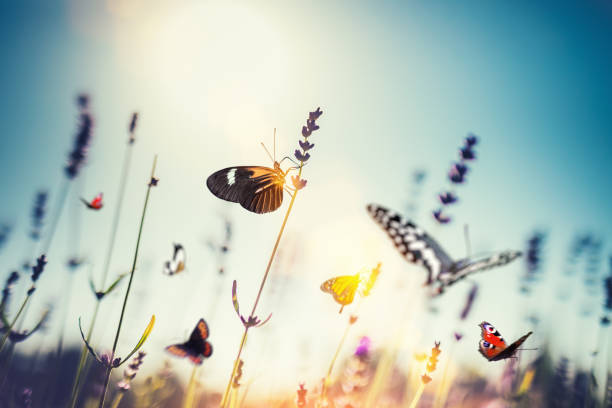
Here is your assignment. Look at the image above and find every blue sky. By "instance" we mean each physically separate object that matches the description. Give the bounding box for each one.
[0,0,611,396]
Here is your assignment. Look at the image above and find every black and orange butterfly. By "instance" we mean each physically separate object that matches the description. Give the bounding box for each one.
[320,273,362,313]
[165,319,213,365]
[478,321,532,361]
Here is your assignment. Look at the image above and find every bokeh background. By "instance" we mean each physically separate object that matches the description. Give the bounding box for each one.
[1,0,611,406]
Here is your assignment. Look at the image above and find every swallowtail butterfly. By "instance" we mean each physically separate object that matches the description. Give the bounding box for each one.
[165,318,213,365]
[206,162,288,214]
[478,321,532,361]
[367,204,521,294]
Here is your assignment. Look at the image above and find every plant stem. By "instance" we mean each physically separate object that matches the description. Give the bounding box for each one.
[68,299,101,408]
[69,135,135,408]
[183,365,198,408]
[110,392,124,408]
[407,383,425,408]
[0,294,30,354]
[220,165,303,408]
[320,320,353,403]
[41,178,71,255]
[98,156,157,408]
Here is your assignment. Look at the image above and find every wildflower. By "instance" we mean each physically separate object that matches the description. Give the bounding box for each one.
[292,175,307,190]
[438,192,458,205]
[354,336,371,357]
[448,165,466,184]
[149,177,159,187]
[20,387,33,408]
[459,145,476,160]
[426,341,441,373]
[299,140,314,151]
[65,94,94,179]
[358,263,381,297]
[30,255,47,283]
[433,209,451,224]
[296,383,308,407]
[414,352,427,362]
[232,280,272,328]
[465,133,478,147]
[117,351,146,392]
[454,332,463,341]
[1,271,19,310]
[421,374,432,384]
[459,284,478,320]
[30,191,48,240]
[349,315,358,325]
[295,150,310,162]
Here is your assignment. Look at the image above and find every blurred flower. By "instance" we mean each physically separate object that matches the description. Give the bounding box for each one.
[118,351,146,392]
[65,94,94,179]
[438,191,458,205]
[414,352,427,362]
[605,261,612,311]
[433,209,451,224]
[421,374,432,384]
[454,332,463,341]
[354,336,371,357]
[600,316,610,326]
[20,387,32,408]
[1,271,19,310]
[149,177,159,187]
[30,191,48,240]
[30,255,47,283]
[232,280,272,328]
[460,284,478,320]
[349,315,358,325]
[426,341,441,373]
[459,145,476,160]
[295,107,323,163]
[0,224,10,250]
[465,133,478,147]
[296,383,308,407]
[292,175,307,190]
[358,263,381,297]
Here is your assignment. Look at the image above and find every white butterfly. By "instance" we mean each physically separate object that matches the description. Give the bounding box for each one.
[367,204,521,294]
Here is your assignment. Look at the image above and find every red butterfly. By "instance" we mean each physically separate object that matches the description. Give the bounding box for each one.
[165,319,213,365]
[478,321,532,361]
[81,193,103,210]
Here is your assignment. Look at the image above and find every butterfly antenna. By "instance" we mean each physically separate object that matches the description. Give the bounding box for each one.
[273,128,276,162]
[260,142,274,163]
[279,156,299,166]
[464,224,472,258]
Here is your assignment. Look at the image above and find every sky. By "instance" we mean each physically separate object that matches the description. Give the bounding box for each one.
[0,0,611,398]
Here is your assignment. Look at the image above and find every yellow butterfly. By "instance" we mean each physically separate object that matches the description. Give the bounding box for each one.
[320,274,362,313]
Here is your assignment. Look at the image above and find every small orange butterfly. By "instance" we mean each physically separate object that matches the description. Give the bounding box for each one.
[320,274,361,313]
[81,193,103,210]
[165,319,213,365]
[478,322,532,361]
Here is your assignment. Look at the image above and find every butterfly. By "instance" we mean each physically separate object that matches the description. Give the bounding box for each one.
[165,318,213,365]
[478,321,532,361]
[81,193,103,210]
[320,273,362,313]
[206,161,289,214]
[163,243,186,275]
[367,204,522,295]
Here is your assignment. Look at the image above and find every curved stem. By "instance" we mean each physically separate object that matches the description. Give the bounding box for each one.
[220,165,303,408]
[98,156,157,408]
[320,321,352,403]
[183,365,199,408]
[0,295,30,354]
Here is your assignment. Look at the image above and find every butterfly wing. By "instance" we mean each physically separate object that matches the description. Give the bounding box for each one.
[206,166,285,214]
[320,275,359,306]
[479,322,507,348]
[478,339,504,361]
[439,251,522,288]
[367,204,454,284]
[492,332,533,361]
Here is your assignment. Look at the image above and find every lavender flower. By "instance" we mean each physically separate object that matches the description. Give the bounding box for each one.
[117,351,146,392]
[129,112,138,138]
[1,271,19,310]
[605,262,612,311]
[448,166,466,184]
[354,336,371,357]
[291,175,307,190]
[459,145,476,160]
[433,209,451,224]
[30,255,47,283]
[438,192,458,205]
[30,191,48,240]
[296,383,308,407]
[459,284,478,320]
[20,387,32,408]
[294,107,322,163]
[465,133,478,147]
[65,94,94,179]
[0,224,11,250]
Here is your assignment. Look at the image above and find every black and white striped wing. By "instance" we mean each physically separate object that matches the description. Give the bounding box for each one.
[439,250,522,288]
[206,166,284,214]
[366,204,454,284]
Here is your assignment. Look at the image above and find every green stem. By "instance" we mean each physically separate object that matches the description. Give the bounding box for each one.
[68,299,101,408]
[69,134,135,408]
[0,295,30,354]
[220,164,304,408]
[98,156,157,408]
[110,392,124,408]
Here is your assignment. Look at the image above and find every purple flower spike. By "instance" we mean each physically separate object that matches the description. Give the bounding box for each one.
[460,146,476,160]
[309,107,323,121]
[295,150,310,162]
[31,255,47,283]
[452,162,468,177]
[299,140,314,151]
[433,209,451,224]
[454,332,463,341]
[301,126,312,138]
[438,192,458,205]
[465,133,478,147]
[306,119,319,132]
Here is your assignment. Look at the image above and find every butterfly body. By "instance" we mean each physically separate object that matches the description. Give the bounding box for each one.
[367,204,521,294]
[81,193,103,210]
[165,319,213,365]
[207,162,287,214]
[478,321,532,361]
[163,243,186,276]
